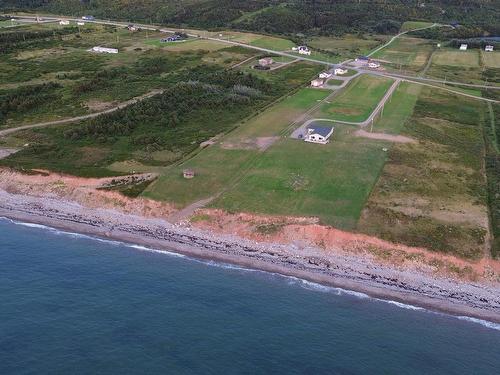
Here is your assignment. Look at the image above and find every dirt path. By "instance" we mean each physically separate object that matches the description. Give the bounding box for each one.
[0,90,163,137]
[167,196,218,223]
[354,129,416,143]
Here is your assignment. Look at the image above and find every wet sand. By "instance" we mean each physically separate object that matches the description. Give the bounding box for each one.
[1,189,499,323]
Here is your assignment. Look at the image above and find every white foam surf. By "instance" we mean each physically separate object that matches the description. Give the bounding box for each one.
[457,316,500,331]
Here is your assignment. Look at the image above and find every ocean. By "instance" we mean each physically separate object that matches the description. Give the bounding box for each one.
[1,218,499,374]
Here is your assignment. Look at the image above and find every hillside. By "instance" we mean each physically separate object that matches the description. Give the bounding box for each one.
[2,0,499,36]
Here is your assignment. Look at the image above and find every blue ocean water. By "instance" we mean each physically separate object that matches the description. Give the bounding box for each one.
[1,218,499,374]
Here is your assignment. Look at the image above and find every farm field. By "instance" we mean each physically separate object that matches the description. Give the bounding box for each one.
[144,86,329,206]
[308,34,386,58]
[314,75,394,122]
[249,35,295,51]
[371,36,434,72]
[481,51,500,68]
[358,87,491,259]
[432,49,480,67]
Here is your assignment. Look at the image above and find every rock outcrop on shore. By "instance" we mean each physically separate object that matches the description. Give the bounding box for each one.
[1,188,499,323]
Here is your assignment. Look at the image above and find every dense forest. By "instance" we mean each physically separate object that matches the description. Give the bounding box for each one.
[2,0,499,36]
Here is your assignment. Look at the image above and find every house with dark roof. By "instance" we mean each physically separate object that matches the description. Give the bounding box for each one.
[304,125,334,144]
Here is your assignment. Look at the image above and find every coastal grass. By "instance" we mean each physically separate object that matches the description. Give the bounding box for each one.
[144,86,329,205]
[358,87,490,259]
[314,75,393,122]
[213,124,390,229]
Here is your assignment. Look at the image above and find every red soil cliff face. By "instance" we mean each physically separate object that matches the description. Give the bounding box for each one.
[1,168,498,283]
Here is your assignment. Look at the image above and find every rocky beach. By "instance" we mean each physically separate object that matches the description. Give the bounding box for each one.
[1,185,499,324]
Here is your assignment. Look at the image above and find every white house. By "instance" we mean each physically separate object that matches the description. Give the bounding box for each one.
[310,78,325,87]
[91,46,118,54]
[304,125,334,144]
[319,71,333,79]
[259,57,274,66]
[77,22,85,26]
[485,45,494,52]
[368,62,381,68]
[334,68,348,75]
[459,44,468,51]
[59,20,69,25]
[296,46,311,55]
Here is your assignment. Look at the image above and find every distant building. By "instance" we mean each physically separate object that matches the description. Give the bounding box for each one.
[304,125,334,144]
[82,16,95,21]
[368,62,381,68]
[127,24,138,31]
[355,56,369,62]
[319,71,333,79]
[459,44,468,51]
[310,78,325,87]
[183,169,195,179]
[294,46,311,55]
[485,45,494,52]
[259,57,274,66]
[91,46,118,54]
[59,20,69,25]
[77,22,85,26]
[161,33,187,43]
[334,68,348,75]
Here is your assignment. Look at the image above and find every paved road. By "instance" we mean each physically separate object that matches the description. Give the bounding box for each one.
[0,90,162,137]
[5,14,499,101]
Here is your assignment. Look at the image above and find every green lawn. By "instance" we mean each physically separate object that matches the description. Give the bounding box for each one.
[432,49,480,67]
[308,34,386,58]
[144,87,331,206]
[315,75,394,122]
[214,125,390,229]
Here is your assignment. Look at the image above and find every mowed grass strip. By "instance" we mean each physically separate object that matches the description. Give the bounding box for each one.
[214,125,390,229]
[144,88,330,206]
[432,49,480,67]
[316,75,393,122]
[371,82,421,134]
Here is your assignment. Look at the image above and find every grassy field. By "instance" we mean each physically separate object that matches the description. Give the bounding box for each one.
[315,75,394,122]
[213,125,390,229]
[372,37,434,72]
[432,49,480,67]
[145,38,228,51]
[249,35,295,51]
[481,51,500,68]
[144,86,328,205]
[400,21,434,32]
[308,34,386,58]
[370,82,421,134]
[358,87,490,259]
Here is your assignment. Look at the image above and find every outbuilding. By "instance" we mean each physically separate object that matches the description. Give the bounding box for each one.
[310,78,325,87]
[91,46,118,54]
[59,20,69,25]
[334,68,348,75]
[459,44,468,51]
[485,45,494,52]
[319,71,333,79]
[183,169,195,179]
[304,125,334,144]
[259,57,274,66]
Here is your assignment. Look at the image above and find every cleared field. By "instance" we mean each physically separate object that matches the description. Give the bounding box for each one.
[400,21,434,32]
[214,124,390,229]
[308,34,385,57]
[146,38,228,51]
[249,36,295,51]
[358,87,490,259]
[481,51,500,68]
[144,87,329,206]
[315,75,394,122]
[372,37,433,71]
[432,49,480,67]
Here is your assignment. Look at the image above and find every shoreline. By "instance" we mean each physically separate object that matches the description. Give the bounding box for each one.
[1,190,499,324]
